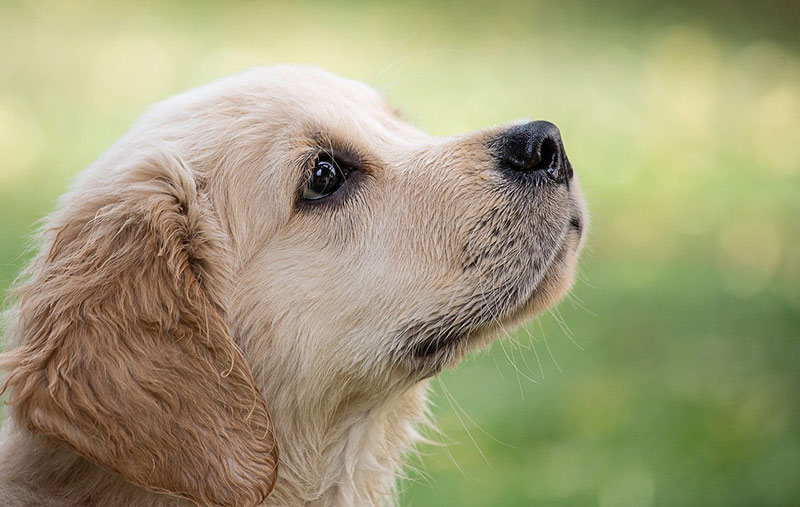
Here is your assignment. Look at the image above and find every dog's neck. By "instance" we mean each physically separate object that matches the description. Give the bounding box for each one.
[0,380,431,507]
[263,379,431,506]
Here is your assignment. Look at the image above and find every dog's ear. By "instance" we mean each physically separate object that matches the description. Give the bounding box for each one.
[1,152,277,506]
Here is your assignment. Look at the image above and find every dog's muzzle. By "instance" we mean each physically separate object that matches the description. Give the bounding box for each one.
[494,120,574,184]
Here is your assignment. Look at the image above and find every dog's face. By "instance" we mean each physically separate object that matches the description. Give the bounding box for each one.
[212,67,586,384]
[1,65,586,505]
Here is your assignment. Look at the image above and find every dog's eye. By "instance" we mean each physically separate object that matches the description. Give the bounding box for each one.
[302,154,347,201]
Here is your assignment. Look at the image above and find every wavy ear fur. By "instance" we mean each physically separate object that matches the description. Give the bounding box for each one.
[1,152,277,506]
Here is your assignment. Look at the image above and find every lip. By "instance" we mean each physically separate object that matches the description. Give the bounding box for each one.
[402,183,587,374]
[405,218,580,368]
[569,216,582,233]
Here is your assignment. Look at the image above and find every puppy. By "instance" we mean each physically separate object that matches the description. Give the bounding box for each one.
[0,65,586,506]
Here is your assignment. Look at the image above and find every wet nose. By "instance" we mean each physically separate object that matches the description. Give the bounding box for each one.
[496,121,573,184]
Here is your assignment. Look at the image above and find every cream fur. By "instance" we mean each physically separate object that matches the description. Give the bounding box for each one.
[0,65,586,506]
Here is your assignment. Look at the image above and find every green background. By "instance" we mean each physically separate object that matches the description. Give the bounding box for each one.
[1,1,799,505]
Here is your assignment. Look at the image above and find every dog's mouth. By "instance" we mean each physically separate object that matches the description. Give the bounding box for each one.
[398,206,584,375]
[569,216,583,234]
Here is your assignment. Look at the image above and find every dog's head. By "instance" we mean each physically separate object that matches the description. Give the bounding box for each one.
[1,66,586,505]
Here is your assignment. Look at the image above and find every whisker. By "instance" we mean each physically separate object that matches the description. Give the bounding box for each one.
[439,379,491,469]
[566,289,597,317]
[549,307,583,351]
[538,318,563,373]
[497,337,542,385]
[439,379,516,449]
[476,269,540,385]
[518,322,545,379]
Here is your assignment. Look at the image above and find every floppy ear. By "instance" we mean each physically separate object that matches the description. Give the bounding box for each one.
[1,152,278,506]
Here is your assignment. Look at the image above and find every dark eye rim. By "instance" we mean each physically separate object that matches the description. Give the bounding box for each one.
[301,153,348,201]
[297,149,363,206]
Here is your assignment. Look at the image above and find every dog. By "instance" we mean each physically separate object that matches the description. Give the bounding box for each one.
[0,65,586,506]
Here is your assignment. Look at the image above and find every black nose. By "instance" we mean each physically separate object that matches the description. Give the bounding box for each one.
[495,121,573,183]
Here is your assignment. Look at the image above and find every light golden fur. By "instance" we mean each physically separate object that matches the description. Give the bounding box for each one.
[0,65,586,506]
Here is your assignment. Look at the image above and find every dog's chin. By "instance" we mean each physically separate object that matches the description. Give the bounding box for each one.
[405,221,583,378]
[465,228,580,353]
[496,229,581,332]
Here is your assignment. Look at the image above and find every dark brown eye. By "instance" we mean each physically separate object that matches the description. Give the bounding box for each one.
[302,154,347,201]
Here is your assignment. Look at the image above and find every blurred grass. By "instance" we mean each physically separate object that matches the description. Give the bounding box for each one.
[1,1,799,505]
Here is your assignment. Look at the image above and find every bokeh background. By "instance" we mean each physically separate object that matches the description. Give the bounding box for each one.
[1,1,799,505]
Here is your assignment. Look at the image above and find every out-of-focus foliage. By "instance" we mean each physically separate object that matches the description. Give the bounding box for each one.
[1,1,798,505]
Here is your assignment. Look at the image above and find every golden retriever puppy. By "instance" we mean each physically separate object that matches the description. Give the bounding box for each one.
[0,65,586,506]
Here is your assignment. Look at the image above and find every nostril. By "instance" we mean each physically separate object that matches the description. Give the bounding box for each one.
[531,137,558,172]
[493,120,573,184]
